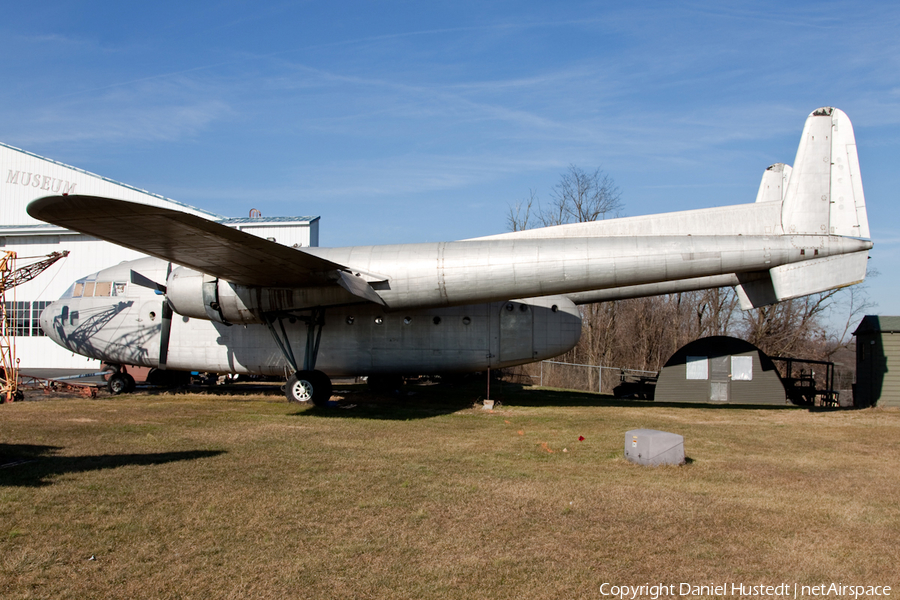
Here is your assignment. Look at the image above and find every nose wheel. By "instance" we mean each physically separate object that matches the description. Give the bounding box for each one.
[285,370,333,407]
[108,372,136,395]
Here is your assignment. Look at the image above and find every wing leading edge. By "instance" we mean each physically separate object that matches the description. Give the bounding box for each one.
[27,195,348,288]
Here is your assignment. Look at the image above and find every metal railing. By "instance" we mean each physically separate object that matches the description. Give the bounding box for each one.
[524,360,658,395]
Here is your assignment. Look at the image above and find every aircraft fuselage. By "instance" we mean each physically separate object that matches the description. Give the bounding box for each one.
[41,257,583,377]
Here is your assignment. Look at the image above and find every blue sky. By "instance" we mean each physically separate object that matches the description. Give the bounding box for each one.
[1,1,898,321]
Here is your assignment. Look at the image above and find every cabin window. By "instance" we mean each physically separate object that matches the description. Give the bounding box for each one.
[462,317,471,325]
[82,282,96,297]
[433,316,441,325]
[73,282,85,297]
[94,282,112,297]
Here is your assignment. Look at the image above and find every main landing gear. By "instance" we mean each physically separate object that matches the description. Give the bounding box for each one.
[264,308,334,407]
[285,370,333,405]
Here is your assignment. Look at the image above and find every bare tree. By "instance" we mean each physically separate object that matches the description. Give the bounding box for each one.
[546,165,622,225]
[507,166,622,231]
[506,189,536,232]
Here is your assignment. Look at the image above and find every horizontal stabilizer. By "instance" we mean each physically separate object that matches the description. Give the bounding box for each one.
[734,272,778,309]
[736,250,869,309]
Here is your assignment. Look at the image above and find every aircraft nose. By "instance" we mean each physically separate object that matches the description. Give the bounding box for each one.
[39,301,67,345]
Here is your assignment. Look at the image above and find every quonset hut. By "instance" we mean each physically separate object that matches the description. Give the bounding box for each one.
[655,336,787,405]
[853,315,900,407]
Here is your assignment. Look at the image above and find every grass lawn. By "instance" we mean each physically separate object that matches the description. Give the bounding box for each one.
[2,382,898,599]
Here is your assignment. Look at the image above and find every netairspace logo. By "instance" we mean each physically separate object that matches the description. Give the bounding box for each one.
[599,582,892,599]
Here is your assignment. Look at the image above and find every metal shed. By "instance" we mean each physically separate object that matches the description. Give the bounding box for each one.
[853,315,900,407]
[655,336,787,405]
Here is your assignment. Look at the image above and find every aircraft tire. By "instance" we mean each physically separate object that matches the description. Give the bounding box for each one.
[124,373,137,393]
[309,370,333,407]
[108,373,130,395]
[285,372,314,403]
[285,371,333,406]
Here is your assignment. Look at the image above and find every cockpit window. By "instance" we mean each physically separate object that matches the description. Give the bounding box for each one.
[62,279,127,298]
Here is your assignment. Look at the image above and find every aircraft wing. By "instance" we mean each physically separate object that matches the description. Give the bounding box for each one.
[27,195,348,287]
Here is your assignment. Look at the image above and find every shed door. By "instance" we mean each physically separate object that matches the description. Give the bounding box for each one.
[709,356,730,402]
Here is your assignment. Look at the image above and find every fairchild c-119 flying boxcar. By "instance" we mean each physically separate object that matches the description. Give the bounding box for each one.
[27,108,872,405]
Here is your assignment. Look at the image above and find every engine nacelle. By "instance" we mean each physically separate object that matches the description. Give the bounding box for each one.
[165,267,362,324]
[166,267,243,324]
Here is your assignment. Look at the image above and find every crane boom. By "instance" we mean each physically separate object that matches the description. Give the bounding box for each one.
[1,251,69,291]
[1,250,70,402]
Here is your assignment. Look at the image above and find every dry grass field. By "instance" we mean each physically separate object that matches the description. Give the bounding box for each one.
[1,382,898,599]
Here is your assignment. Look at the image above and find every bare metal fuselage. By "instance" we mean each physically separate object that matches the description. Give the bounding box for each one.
[42,257,583,376]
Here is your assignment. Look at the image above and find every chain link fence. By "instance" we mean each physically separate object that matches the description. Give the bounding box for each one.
[507,360,658,395]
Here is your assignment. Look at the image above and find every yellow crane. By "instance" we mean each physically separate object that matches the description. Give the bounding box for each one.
[1,250,69,402]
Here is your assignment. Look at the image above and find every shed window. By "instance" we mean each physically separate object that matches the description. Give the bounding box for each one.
[731,356,753,381]
[686,356,708,380]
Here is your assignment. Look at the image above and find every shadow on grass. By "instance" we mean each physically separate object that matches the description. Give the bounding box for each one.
[293,380,800,420]
[132,382,284,397]
[296,388,476,420]
[501,385,799,410]
[0,444,225,487]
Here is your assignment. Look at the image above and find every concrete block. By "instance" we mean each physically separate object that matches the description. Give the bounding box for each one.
[624,429,685,466]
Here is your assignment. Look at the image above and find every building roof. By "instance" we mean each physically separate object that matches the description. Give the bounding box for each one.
[1,141,318,234]
[0,141,223,221]
[853,315,900,335]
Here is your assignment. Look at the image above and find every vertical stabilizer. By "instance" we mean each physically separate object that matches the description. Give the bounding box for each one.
[781,107,869,238]
[754,163,792,203]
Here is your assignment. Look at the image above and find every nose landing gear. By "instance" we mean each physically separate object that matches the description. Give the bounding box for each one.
[107,369,136,394]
